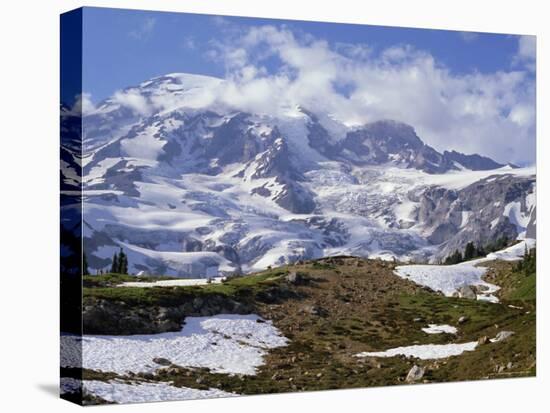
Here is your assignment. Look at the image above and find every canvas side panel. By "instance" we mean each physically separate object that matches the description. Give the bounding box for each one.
[60,8,84,406]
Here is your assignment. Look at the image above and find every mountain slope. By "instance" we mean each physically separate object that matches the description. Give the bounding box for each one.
[60,73,536,277]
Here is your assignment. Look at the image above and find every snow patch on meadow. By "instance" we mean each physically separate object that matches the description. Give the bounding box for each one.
[356,341,478,360]
[61,314,287,376]
[485,239,536,261]
[60,377,234,403]
[395,262,489,297]
[85,380,234,404]
[119,277,225,288]
[421,324,457,334]
[395,239,535,302]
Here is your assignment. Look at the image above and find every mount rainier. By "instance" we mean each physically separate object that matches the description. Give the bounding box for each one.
[60,73,536,277]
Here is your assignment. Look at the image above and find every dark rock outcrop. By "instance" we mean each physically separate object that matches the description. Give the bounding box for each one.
[83,294,254,335]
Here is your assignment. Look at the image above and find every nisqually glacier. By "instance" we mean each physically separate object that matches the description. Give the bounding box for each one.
[60,73,536,277]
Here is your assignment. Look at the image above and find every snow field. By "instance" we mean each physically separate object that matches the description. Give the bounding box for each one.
[61,314,288,376]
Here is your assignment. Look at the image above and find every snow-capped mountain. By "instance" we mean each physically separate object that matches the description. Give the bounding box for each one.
[61,73,536,277]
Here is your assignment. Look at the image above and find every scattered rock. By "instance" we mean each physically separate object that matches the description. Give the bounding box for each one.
[457,285,477,299]
[84,294,255,335]
[152,357,172,366]
[285,271,310,286]
[458,316,469,324]
[492,331,515,342]
[255,285,301,304]
[406,365,425,382]
[477,336,490,345]
[506,362,513,369]
[158,366,180,375]
[303,305,329,317]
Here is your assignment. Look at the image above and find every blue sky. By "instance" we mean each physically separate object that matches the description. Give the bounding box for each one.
[74,7,536,164]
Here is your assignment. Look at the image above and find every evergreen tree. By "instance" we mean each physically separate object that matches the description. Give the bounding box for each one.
[83,253,89,276]
[464,242,476,261]
[516,247,536,277]
[475,244,486,258]
[110,252,119,274]
[117,248,128,274]
[444,249,463,265]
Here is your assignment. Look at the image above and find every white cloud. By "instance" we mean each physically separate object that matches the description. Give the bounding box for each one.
[71,93,95,115]
[514,35,536,72]
[105,24,536,165]
[183,36,196,50]
[202,25,535,165]
[334,42,372,60]
[518,35,536,60]
[129,17,156,40]
[113,89,151,116]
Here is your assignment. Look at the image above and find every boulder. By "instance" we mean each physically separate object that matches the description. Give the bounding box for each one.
[152,357,172,366]
[303,305,329,317]
[406,365,425,382]
[457,285,477,299]
[458,316,469,324]
[285,271,310,286]
[492,331,515,342]
[477,336,490,345]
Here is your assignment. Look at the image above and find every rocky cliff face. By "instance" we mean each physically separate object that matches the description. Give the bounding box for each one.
[443,150,507,171]
[338,120,458,174]
[83,294,254,335]
[415,174,535,258]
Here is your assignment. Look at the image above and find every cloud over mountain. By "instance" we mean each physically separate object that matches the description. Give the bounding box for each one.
[93,24,535,166]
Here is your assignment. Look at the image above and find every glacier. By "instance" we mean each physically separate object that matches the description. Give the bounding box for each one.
[60,72,536,277]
